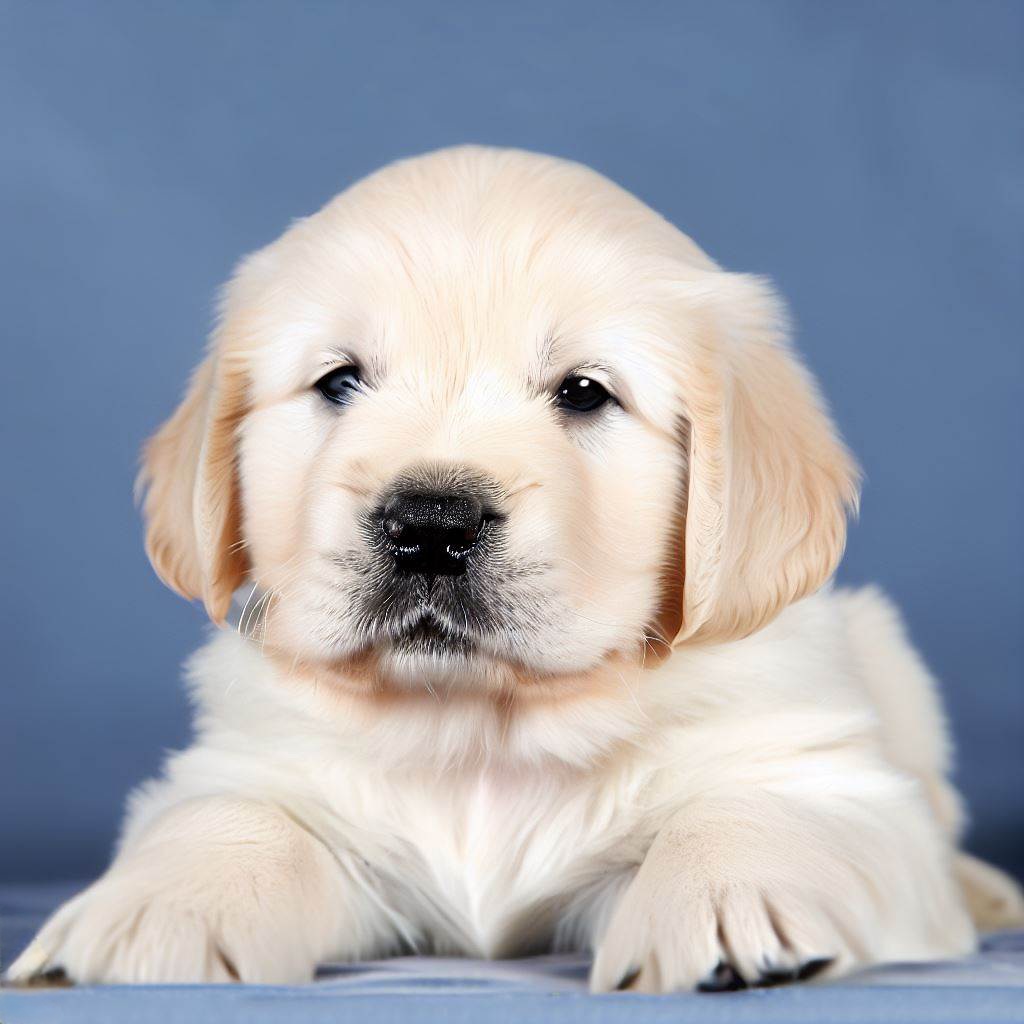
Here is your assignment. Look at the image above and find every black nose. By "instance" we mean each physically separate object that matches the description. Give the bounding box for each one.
[381,490,487,576]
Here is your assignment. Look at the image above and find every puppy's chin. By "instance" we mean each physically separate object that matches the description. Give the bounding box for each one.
[269,625,605,704]
[376,644,507,695]
[374,614,500,693]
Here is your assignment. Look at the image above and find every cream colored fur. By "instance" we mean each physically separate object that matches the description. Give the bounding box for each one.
[8,146,1022,991]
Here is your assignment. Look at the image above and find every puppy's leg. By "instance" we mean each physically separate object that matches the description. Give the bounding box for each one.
[5,796,383,985]
[839,587,1024,931]
[590,783,974,994]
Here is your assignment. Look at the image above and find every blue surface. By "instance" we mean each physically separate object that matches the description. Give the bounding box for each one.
[2,884,1024,1024]
[0,0,1021,886]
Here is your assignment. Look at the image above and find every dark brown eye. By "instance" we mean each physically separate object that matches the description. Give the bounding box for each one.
[315,365,362,406]
[554,374,612,413]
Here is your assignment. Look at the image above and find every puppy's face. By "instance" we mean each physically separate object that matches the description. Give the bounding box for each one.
[142,147,859,699]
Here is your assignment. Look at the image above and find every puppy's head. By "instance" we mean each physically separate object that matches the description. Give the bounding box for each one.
[139,147,859,698]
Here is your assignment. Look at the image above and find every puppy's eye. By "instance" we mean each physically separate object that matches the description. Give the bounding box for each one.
[554,375,612,413]
[315,365,362,406]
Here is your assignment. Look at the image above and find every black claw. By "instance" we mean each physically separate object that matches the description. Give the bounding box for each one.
[755,966,799,988]
[796,957,834,981]
[20,966,71,989]
[215,948,241,982]
[697,960,748,993]
[614,966,642,991]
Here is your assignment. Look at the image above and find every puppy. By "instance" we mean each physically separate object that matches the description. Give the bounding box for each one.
[9,146,1022,991]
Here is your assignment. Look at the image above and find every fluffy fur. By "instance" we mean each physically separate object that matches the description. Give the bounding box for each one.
[8,146,1022,991]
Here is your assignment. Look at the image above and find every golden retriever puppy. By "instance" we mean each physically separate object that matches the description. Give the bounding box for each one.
[9,146,1022,991]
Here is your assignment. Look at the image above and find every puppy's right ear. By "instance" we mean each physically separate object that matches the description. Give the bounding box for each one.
[137,346,249,625]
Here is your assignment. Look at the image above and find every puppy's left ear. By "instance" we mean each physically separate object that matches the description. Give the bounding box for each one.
[136,343,250,625]
[673,273,861,645]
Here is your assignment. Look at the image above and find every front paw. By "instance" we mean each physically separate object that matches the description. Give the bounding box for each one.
[590,795,976,995]
[4,799,343,985]
[5,859,317,985]
[591,874,840,994]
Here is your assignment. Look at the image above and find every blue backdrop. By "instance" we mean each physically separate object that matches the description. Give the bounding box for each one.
[1,0,1021,883]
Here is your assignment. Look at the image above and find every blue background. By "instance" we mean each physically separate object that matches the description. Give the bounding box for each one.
[1,0,1021,884]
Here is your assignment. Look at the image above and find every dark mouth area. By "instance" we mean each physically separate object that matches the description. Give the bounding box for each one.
[390,611,476,656]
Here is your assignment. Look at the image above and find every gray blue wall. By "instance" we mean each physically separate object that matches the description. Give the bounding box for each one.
[2,0,1021,881]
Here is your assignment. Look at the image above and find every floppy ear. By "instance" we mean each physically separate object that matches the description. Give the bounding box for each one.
[673,274,860,645]
[137,345,250,625]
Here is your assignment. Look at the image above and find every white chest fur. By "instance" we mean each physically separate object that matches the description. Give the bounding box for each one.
[133,592,909,961]
[305,758,649,957]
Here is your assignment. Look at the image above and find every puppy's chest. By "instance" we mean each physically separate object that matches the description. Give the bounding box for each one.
[337,767,638,956]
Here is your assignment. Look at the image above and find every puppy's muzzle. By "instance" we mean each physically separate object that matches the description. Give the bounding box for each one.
[381,487,490,578]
